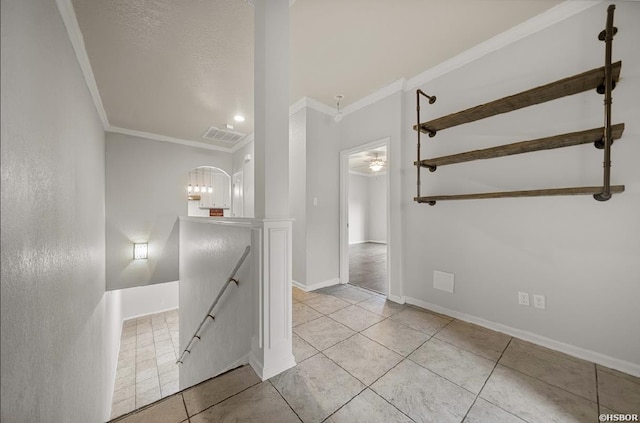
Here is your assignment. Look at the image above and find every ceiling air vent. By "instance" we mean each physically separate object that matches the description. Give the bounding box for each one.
[202,126,246,144]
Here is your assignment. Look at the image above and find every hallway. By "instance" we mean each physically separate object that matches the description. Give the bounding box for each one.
[348,243,387,294]
[109,285,639,422]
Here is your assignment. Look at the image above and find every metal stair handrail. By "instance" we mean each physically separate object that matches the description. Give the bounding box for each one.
[177,245,251,364]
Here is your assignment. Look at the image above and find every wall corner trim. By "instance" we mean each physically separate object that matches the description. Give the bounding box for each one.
[107,126,233,153]
[55,0,110,129]
[405,0,603,90]
[404,296,640,378]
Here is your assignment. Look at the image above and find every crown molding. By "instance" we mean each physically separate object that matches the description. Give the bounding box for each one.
[341,78,406,116]
[289,96,337,117]
[108,126,233,153]
[231,132,254,153]
[55,0,109,129]
[405,0,603,91]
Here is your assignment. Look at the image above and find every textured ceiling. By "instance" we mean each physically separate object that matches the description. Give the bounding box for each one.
[72,0,561,148]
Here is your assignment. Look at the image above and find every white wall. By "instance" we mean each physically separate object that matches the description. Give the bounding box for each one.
[305,109,341,287]
[178,218,252,389]
[0,0,113,420]
[105,132,233,290]
[368,173,387,243]
[118,281,179,321]
[400,2,640,370]
[289,110,307,284]
[348,173,369,243]
[349,172,387,245]
[232,137,255,218]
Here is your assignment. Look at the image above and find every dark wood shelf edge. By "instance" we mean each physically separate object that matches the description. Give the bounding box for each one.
[413,61,622,135]
[415,185,625,203]
[415,124,625,169]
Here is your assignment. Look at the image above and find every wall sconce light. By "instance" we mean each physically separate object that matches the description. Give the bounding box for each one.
[133,242,148,260]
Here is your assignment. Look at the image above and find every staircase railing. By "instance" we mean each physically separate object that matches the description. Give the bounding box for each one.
[177,245,251,365]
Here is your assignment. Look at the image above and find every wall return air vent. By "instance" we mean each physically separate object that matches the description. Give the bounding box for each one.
[202,126,246,144]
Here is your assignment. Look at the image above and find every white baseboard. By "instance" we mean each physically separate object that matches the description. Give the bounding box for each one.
[367,240,387,244]
[122,306,179,322]
[348,240,388,245]
[387,294,405,304]
[219,354,250,376]
[249,351,296,381]
[292,278,340,292]
[404,296,640,378]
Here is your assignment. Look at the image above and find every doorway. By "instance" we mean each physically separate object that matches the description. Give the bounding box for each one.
[340,139,390,295]
[232,171,244,217]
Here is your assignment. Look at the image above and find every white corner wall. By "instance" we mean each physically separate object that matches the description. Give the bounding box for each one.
[305,109,341,288]
[401,2,640,372]
[289,109,307,285]
[348,173,369,243]
[1,0,113,420]
[105,132,233,290]
[367,173,388,243]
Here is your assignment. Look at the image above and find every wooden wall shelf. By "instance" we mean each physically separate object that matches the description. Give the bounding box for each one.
[413,5,624,205]
[414,61,621,136]
[416,185,625,205]
[416,124,625,171]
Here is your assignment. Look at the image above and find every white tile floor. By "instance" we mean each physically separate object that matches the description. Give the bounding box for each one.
[110,286,640,422]
[110,309,181,419]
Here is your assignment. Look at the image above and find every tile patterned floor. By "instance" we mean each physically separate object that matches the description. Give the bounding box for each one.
[349,242,387,294]
[109,286,640,423]
[110,309,181,420]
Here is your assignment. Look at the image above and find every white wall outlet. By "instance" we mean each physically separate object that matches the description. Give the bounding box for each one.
[533,294,546,309]
[518,292,530,306]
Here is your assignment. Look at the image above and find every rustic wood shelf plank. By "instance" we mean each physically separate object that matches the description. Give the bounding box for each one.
[416,124,625,169]
[415,185,625,203]
[414,62,622,135]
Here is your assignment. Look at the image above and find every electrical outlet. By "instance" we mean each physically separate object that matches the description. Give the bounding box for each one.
[518,292,530,306]
[533,294,546,309]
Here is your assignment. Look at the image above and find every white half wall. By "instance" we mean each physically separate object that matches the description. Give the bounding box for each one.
[178,218,253,389]
[118,281,179,321]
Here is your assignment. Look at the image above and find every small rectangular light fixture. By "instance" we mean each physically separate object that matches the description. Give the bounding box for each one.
[133,242,148,260]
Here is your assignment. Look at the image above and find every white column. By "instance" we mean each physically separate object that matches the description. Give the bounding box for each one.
[249,0,296,380]
[253,0,289,219]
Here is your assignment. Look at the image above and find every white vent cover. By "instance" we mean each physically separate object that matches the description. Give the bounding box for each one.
[202,126,246,144]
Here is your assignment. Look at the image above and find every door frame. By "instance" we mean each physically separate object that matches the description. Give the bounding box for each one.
[232,171,244,217]
[339,137,391,295]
